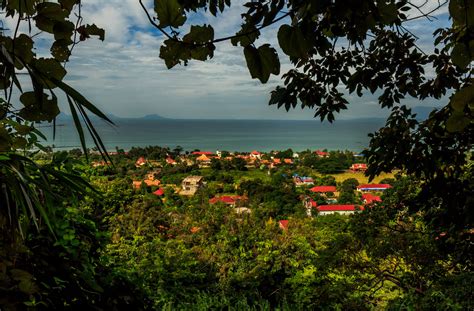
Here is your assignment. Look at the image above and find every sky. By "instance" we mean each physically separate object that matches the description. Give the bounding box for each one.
[5,0,451,120]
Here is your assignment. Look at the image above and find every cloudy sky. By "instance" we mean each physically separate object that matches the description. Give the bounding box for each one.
[7,0,451,120]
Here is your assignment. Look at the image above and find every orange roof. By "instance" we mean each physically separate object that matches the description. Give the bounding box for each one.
[190,226,201,233]
[132,181,142,189]
[196,154,210,161]
[251,150,261,155]
[273,158,281,164]
[284,158,293,164]
[135,157,146,166]
[144,179,160,187]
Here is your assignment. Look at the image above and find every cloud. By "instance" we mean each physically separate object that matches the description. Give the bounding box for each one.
[3,0,451,120]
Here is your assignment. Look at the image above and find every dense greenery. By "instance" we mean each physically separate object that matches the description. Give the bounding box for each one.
[0,0,472,309]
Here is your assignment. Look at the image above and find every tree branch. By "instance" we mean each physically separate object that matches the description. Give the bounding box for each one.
[139,0,290,46]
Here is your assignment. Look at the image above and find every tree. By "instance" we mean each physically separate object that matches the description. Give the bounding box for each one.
[144,1,472,220]
[0,1,109,235]
[142,0,473,302]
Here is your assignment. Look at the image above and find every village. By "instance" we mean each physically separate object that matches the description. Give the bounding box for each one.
[91,147,395,230]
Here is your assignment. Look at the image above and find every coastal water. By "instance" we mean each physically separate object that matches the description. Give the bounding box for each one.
[41,119,386,152]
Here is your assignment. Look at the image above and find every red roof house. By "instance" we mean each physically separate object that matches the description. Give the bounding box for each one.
[362,193,382,204]
[135,157,147,167]
[315,150,329,157]
[279,220,289,230]
[209,195,247,206]
[310,186,337,193]
[153,188,165,196]
[350,163,368,171]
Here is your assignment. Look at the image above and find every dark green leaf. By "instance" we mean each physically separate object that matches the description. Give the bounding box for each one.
[154,0,186,28]
[277,25,310,59]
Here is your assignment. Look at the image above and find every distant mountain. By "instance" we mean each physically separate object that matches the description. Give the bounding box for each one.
[140,114,168,120]
[56,112,169,122]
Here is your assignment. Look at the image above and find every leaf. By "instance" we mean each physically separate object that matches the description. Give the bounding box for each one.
[159,39,189,68]
[154,0,186,28]
[51,39,71,62]
[59,0,78,12]
[67,95,88,160]
[451,43,471,69]
[231,23,260,47]
[14,34,35,66]
[0,126,12,151]
[449,0,474,27]
[76,24,105,41]
[244,44,280,83]
[182,25,215,61]
[32,58,67,89]
[53,20,75,42]
[277,25,310,59]
[183,25,214,44]
[446,111,470,132]
[19,92,59,122]
[34,2,68,33]
[450,84,474,112]
[378,1,398,24]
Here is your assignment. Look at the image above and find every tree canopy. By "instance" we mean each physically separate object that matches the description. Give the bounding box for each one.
[144,0,472,237]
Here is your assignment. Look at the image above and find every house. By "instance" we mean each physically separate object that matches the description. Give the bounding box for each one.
[316,205,363,215]
[362,193,381,204]
[209,195,248,207]
[284,158,293,164]
[91,161,110,167]
[132,179,161,189]
[135,157,147,167]
[234,207,251,215]
[279,220,289,230]
[180,176,204,196]
[192,151,213,156]
[146,169,161,181]
[293,174,314,187]
[350,163,368,171]
[166,157,177,165]
[196,154,211,167]
[190,226,201,233]
[153,188,165,196]
[314,150,329,157]
[250,150,262,159]
[357,184,392,192]
[132,181,143,189]
[310,186,337,193]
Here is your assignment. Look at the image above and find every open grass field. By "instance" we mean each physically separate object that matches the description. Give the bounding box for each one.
[200,167,395,185]
[330,171,397,184]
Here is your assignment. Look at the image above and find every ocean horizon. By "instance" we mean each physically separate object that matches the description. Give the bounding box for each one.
[40,118,386,152]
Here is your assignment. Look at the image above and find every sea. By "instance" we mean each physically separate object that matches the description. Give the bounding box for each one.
[40,118,386,152]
